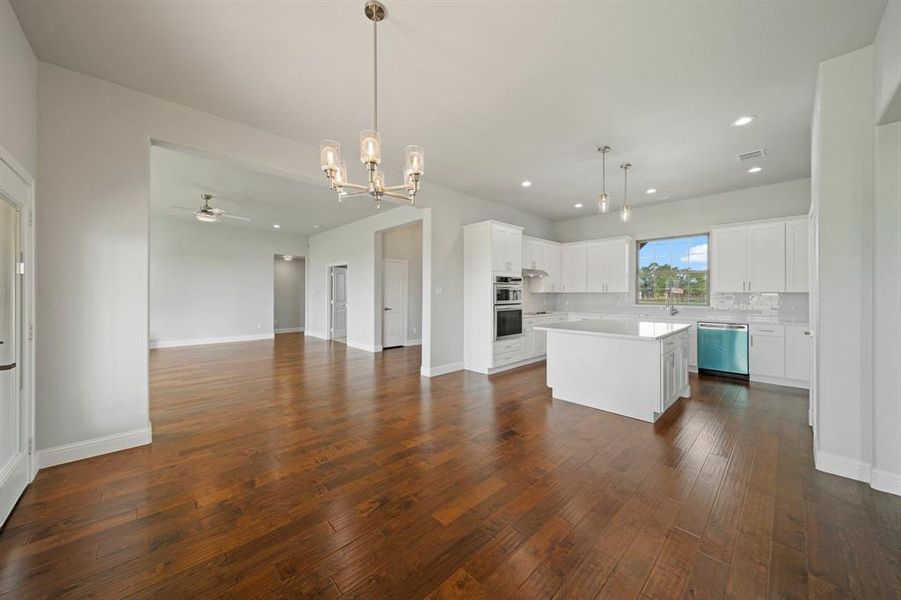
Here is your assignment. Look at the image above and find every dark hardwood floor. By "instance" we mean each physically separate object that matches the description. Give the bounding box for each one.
[1,333,899,598]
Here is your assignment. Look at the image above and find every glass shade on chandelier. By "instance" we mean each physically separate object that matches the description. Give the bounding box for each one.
[621,204,631,223]
[319,2,424,209]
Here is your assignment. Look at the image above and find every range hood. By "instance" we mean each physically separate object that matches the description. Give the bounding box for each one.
[522,268,549,278]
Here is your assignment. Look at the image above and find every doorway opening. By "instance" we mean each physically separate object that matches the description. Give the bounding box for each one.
[329,265,348,343]
[378,220,423,350]
[274,254,305,334]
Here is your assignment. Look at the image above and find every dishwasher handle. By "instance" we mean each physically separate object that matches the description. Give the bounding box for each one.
[698,322,748,331]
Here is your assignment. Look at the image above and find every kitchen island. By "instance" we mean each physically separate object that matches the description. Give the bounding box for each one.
[534,319,692,422]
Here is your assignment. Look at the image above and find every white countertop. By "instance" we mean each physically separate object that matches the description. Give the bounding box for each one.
[559,311,809,327]
[535,319,692,341]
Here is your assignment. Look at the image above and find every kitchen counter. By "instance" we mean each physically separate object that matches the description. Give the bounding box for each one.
[535,319,691,341]
[560,310,809,327]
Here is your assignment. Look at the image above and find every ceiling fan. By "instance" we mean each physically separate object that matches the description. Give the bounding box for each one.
[166,193,251,223]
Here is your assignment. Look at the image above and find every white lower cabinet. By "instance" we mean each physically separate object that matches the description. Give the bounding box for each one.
[687,323,698,368]
[750,324,785,378]
[660,331,690,413]
[785,324,811,382]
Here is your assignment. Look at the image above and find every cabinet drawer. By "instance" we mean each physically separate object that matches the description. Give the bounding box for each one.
[493,337,523,357]
[750,324,784,337]
[662,331,689,353]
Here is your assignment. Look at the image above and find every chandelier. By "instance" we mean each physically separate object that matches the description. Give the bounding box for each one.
[319,1,424,210]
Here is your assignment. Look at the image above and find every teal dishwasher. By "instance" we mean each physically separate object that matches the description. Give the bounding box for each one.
[697,322,749,378]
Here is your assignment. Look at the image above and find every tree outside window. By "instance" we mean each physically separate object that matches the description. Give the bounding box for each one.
[637,234,709,305]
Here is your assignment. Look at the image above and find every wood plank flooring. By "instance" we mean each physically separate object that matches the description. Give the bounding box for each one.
[1,332,899,598]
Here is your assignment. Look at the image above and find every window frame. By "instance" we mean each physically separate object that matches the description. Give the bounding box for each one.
[634,232,710,307]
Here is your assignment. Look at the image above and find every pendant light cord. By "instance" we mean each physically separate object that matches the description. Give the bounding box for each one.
[373,19,378,131]
[602,150,606,194]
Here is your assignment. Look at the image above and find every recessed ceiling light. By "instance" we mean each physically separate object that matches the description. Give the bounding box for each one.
[732,115,756,127]
[283,255,293,261]
[747,166,763,173]
[646,188,656,194]
[313,225,320,229]
[273,224,281,229]
[574,203,584,208]
[521,180,532,188]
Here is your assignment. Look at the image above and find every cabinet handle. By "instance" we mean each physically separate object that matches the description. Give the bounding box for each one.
[742,281,746,292]
[750,335,754,347]
[804,330,811,336]
[748,280,752,291]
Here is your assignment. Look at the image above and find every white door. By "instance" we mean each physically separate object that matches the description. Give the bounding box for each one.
[748,222,786,292]
[0,192,25,526]
[749,334,785,378]
[711,226,748,293]
[785,325,811,382]
[382,259,407,349]
[330,266,347,339]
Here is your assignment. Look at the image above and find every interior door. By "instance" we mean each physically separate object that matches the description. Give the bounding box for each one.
[0,193,25,526]
[330,266,347,339]
[382,260,407,349]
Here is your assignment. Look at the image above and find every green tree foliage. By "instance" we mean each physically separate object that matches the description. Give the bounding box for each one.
[638,261,708,305]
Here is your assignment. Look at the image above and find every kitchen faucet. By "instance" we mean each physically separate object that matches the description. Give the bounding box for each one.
[665,287,679,316]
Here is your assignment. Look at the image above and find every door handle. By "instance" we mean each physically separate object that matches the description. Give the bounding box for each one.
[0,362,15,371]
[384,307,391,311]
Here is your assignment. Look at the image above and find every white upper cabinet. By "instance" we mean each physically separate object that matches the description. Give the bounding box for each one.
[748,222,786,293]
[523,237,542,270]
[711,220,787,294]
[532,242,563,292]
[586,239,630,293]
[711,225,748,293]
[785,217,809,292]
[491,223,522,275]
[562,244,587,293]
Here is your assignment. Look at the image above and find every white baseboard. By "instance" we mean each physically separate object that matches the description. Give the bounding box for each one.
[37,424,153,469]
[304,330,328,340]
[750,373,810,389]
[871,469,901,496]
[275,327,304,334]
[814,449,872,484]
[150,333,274,348]
[346,339,382,353]
[404,338,422,347]
[421,361,464,377]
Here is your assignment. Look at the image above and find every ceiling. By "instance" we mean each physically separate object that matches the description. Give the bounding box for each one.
[150,144,395,236]
[13,0,886,221]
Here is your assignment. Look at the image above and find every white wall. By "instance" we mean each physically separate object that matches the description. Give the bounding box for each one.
[811,46,876,484]
[381,221,422,343]
[149,216,306,345]
[274,256,305,332]
[875,0,901,124]
[872,120,901,491]
[35,62,338,452]
[0,0,36,175]
[553,178,811,243]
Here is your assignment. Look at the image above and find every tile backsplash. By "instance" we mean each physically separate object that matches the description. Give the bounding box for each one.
[538,291,809,323]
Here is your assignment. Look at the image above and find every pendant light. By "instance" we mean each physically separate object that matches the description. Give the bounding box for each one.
[620,163,632,223]
[597,145,611,214]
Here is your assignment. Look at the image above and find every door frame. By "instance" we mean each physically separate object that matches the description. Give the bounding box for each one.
[327,263,348,340]
[381,258,408,348]
[0,144,36,505]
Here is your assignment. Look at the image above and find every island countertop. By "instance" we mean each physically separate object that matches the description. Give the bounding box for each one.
[534,319,692,341]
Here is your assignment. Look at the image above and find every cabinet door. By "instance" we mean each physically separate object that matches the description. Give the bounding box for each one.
[748,222,786,292]
[585,242,606,292]
[785,325,811,382]
[521,325,535,358]
[562,244,587,292]
[604,240,631,293]
[712,226,748,293]
[523,238,538,270]
[506,229,523,273]
[546,244,562,291]
[688,324,698,367]
[785,218,809,292]
[491,226,508,272]
[534,326,547,355]
[750,333,785,377]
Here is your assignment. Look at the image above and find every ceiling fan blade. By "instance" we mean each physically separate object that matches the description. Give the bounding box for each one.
[164,212,198,217]
[165,205,197,211]
[221,214,252,221]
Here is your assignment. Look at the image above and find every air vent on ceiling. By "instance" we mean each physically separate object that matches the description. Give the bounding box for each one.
[738,148,766,162]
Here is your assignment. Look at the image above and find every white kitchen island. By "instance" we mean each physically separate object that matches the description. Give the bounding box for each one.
[534,320,692,423]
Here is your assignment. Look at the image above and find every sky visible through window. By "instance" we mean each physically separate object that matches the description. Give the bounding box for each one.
[637,234,709,305]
